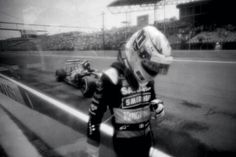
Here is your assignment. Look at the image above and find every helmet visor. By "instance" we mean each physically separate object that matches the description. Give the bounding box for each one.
[141,59,170,76]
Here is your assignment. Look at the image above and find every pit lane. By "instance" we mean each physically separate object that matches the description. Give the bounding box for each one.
[1,50,236,157]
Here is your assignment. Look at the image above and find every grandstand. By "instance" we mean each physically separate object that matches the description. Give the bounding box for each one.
[175,0,236,49]
[0,0,235,51]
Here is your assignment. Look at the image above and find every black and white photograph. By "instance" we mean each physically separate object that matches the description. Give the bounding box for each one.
[0,0,236,157]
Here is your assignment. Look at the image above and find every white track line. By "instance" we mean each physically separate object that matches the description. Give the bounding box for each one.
[83,56,236,64]
[0,73,114,135]
[42,54,236,64]
[10,53,236,64]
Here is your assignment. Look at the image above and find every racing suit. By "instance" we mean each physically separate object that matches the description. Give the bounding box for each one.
[87,62,157,157]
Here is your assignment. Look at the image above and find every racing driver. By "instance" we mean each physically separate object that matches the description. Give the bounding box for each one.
[87,25,173,157]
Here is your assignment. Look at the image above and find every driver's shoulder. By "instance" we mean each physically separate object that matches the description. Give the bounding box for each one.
[103,67,119,85]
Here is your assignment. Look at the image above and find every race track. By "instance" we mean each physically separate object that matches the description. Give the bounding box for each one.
[1,50,236,157]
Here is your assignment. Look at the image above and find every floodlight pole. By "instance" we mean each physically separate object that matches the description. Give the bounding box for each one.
[154,3,157,25]
[102,11,105,50]
[125,11,128,40]
[163,0,166,34]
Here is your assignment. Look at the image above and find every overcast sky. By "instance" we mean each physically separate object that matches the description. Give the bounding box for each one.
[0,0,178,39]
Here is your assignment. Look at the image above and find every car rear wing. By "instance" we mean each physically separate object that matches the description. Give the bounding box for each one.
[65,59,89,65]
[66,59,84,62]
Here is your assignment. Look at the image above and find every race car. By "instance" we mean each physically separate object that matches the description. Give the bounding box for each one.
[55,59,100,98]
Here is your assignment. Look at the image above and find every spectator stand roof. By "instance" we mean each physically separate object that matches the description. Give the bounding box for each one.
[109,0,160,7]
[108,0,160,14]
[108,0,203,14]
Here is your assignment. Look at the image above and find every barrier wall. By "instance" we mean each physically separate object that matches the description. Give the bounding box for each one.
[1,50,236,61]
[172,50,236,60]
[1,50,236,73]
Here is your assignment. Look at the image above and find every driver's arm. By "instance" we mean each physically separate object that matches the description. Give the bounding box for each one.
[87,74,110,146]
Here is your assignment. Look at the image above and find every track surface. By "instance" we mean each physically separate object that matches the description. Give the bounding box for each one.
[1,50,236,157]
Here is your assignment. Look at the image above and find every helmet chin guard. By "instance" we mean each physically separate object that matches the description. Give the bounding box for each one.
[124,26,173,84]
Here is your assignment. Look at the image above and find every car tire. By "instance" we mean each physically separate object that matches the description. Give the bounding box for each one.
[55,69,66,82]
[80,76,96,98]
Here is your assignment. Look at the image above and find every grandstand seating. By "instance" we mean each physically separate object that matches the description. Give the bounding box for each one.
[188,30,236,44]
[1,24,236,51]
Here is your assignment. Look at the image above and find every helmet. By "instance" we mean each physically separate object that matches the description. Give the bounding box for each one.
[124,26,173,84]
[82,60,90,69]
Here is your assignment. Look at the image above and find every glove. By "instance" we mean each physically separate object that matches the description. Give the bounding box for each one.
[86,143,99,157]
[150,99,165,119]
